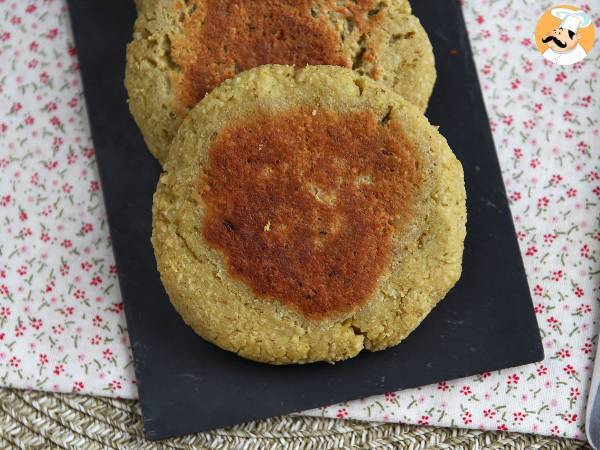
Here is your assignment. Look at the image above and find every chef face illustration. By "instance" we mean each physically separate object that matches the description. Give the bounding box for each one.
[542,26,581,53]
[537,7,594,66]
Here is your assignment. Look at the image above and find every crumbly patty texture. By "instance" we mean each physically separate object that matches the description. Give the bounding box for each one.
[125,0,435,164]
[152,65,465,364]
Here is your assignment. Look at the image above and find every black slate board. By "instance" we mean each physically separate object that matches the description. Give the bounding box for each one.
[68,0,544,440]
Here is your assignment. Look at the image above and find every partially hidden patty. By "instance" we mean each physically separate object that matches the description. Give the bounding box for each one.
[152,65,466,364]
[126,0,435,164]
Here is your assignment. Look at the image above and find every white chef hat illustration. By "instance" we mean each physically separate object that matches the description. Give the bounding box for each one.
[551,8,592,33]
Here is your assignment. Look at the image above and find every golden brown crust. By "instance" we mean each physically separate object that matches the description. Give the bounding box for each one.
[125,0,434,164]
[152,65,465,364]
[201,108,422,319]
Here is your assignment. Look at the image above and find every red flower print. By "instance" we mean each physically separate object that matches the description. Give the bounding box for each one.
[73,289,86,300]
[533,284,543,296]
[525,246,537,256]
[25,4,36,14]
[39,71,50,84]
[38,353,48,365]
[563,414,577,424]
[0,306,11,319]
[550,271,563,282]
[580,244,590,258]
[582,339,593,354]
[44,280,55,293]
[49,116,62,128]
[90,335,101,345]
[0,195,11,207]
[570,387,580,400]
[556,348,571,359]
[501,114,513,126]
[92,315,103,327]
[563,365,577,376]
[534,303,544,314]
[51,325,64,335]
[480,371,491,378]
[60,239,72,249]
[109,380,123,391]
[81,261,92,272]
[102,348,113,360]
[462,411,473,425]
[460,385,472,396]
[73,381,85,393]
[437,381,449,391]
[0,286,11,300]
[30,318,42,330]
[550,425,559,436]
[53,364,64,375]
[14,323,26,337]
[90,276,102,286]
[577,304,592,314]
[483,409,496,419]
[536,196,549,208]
[566,188,577,198]
[550,174,563,184]
[509,191,521,202]
[9,356,20,368]
[506,374,519,385]
[573,286,584,298]
[513,148,523,159]
[417,415,429,425]
[547,316,560,330]
[80,223,93,234]
[543,234,557,244]
[497,424,508,431]
[554,72,567,83]
[336,408,348,419]
[513,411,526,422]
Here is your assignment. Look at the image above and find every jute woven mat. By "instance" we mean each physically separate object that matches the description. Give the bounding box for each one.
[0,389,590,449]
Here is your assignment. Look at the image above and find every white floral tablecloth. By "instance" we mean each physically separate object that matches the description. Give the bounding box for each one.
[0,0,598,441]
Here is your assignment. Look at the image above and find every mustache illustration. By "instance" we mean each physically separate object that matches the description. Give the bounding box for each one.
[542,35,567,48]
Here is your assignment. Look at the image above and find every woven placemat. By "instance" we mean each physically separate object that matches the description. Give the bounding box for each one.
[0,389,590,449]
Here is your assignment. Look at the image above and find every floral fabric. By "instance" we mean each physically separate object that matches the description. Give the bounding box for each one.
[0,0,135,398]
[0,0,598,440]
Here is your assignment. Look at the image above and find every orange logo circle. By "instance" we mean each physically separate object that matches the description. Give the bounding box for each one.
[535,5,595,65]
